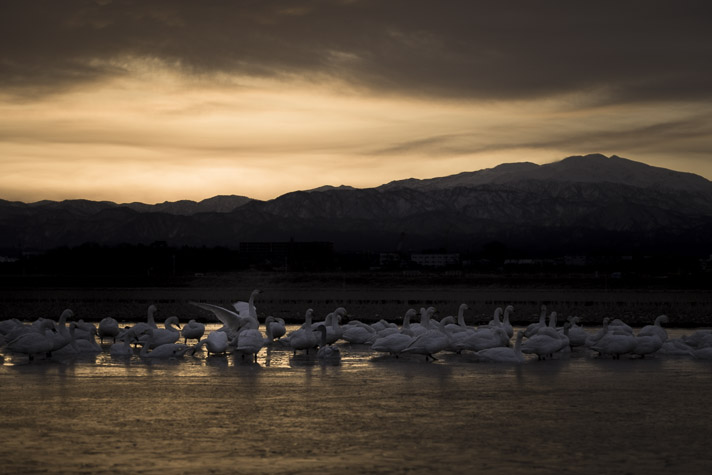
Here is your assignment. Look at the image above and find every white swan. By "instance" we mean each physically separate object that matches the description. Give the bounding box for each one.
[502,305,514,338]
[657,338,693,356]
[236,326,267,362]
[524,305,548,337]
[487,307,504,328]
[181,319,205,344]
[401,322,449,361]
[192,330,230,356]
[566,317,589,348]
[638,315,669,342]
[98,317,120,344]
[322,310,344,344]
[632,334,664,358]
[444,304,471,334]
[232,288,262,321]
[585,318,610,348]
[54,322,102,356]
[110,328,139,357]
[371,309,417,357]
[119,304,160,341]
[590,321,636,359]
[410,307,437,336]
[521,323,570,360]
[341,321,377,345]
[139,329,192,359]
[72,320,98,341]
[139,316,181,348]
[681,329,712,349]
[190,301,244,340]
[316,324,341,362]
[288,309,319,355]
[455,326,510,352]
[265,316,286,341]
[476,330,525,364]
[608,318,634,335]
[4,320,55,361]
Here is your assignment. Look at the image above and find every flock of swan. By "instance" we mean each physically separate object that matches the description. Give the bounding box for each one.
[2,289,712,364]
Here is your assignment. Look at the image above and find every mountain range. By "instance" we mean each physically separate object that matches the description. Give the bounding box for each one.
[2,154,712,256]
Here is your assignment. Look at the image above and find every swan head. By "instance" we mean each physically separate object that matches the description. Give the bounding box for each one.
[459,303,469,311]
[60,309,74,320]
[505,305,514,313]
[165,316,181,329]
[656,314,669,325]
[148,304,158,316]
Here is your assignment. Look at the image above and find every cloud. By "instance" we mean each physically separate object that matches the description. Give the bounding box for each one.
[2,1,712,103]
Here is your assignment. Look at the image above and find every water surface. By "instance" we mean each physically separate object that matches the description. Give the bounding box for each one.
[1,327,711,474]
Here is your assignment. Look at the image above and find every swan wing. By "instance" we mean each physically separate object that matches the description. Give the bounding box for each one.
[190,302,243,331]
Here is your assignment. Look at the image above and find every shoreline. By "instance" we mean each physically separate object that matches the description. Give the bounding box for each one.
[2,280,711,327]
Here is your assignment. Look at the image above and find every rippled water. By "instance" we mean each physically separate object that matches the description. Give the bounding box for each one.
[1,326,711,474]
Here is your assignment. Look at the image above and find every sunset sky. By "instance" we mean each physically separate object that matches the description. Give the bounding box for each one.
[2,0,711,204]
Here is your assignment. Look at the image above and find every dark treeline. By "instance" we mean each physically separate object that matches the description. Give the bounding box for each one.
[1,241,710,289]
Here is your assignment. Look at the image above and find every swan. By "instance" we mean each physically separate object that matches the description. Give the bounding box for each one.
[54,322,102,356]
[566,317,589,348]
[689,347,712,360]
[410,307,437,336]
[444,304,471,334]
[235,325,267,362]
[608,318,634,335]
[341,321,377,345]
[487,307,504,328]
[110,328,140,357]
[585,318,610,348]
[657,338,694,356]
[316,324,341,362]
[371,309,417,357]
[45,309,76,354]
[98,317,120,344]
[455,326,510,352]
[139,316,181,348]
[590,321,636,359]
[4,320,55,360]
[632,334,664,358]
[265,316,286,341]
[638,315,669,342]
[401,323,450,361]
[521,323,570,360]
[536,312,559,339]
[181,319,205,344]
[192,330,230,356]
[322,310,344,344]
[139,329,192,359]
[232,288,262,321]
[0,318,22,336]
[524,305,548,337]
[72,320,98,341]
[476,330,525,364]
[190,301,245,340]
[681,329,712,349]
[502,305,514,339]
[119,304,160,341]
[288,309,319,355]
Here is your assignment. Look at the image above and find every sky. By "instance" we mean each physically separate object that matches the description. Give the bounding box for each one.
[1,0,712,204]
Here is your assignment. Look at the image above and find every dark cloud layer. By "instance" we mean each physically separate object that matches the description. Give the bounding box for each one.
[2,0,711,102]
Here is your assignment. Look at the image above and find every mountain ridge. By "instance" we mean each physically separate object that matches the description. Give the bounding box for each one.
[2,154,712,255]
